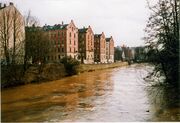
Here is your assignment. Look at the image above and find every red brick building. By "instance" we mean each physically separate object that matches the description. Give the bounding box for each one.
[94,32,106,63]
[78,26,94,64]
[106,36,114,63]
[43,20,78,62]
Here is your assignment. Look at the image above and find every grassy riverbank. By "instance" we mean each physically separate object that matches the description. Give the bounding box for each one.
[1,62,128,88]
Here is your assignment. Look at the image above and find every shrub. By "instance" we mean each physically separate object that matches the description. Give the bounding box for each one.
[60,56,80,76]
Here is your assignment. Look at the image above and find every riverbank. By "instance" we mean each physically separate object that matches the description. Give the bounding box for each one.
[1,62,128,88]
[77,62,128,73]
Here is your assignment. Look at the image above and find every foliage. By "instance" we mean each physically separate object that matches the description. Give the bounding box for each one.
[60,56,80,75]
[144,0,179,86]
[134,47,147,62]
[114,46,122,61]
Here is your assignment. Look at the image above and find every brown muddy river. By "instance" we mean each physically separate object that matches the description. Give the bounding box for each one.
[1,64,179,122]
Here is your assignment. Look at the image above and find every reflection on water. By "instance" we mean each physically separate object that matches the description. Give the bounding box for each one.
[1,64,179,122]
[146,86,180,121]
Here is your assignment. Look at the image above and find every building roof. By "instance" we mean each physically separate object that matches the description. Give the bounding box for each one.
[78,28,88,33]
[25,26,43,32]
[106,38,111,42]
[94,34,102,38]
[43,24,68,31]
[0,2,14,10]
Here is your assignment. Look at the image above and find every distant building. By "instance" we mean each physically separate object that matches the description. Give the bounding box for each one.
[94,32,106,63]
[0,2,25,64]
[43,20,78,62]
[78,26,94,64]
[106,36,114,63]
[121,45,133,61]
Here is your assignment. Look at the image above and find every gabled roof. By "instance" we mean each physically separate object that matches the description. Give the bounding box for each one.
[43,24,68,31]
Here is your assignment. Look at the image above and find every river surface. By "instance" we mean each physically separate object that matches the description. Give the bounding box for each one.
[1,64,179,122]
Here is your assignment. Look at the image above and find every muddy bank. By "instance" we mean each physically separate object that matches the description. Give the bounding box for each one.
[24,62,128,83]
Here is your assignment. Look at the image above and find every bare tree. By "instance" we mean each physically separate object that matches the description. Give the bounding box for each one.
[144,0,179,86]
[0,8,11,65]
[24,11,50,72]
[0,5,25,65]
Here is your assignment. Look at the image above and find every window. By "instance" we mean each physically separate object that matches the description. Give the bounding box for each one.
[74,33,76,38]
[69,32,71,37]
[74,40,76,45]
[70,48,71,52]
[70,39,71,44]
[58,55,60,59]
[58,48,60,52]
[62,47,64,52]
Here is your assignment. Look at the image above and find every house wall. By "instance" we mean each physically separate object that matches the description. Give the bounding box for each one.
[109,38,114,63]
[0,3,25,64]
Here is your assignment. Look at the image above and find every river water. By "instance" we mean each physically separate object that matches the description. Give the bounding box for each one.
[1,64,179,122]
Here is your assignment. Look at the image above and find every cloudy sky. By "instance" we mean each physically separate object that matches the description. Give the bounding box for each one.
[2,0,154,47]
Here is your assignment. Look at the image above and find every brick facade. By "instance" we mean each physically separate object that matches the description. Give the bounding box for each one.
[94,32,106,63]
[43,20,78,62]
[106,36,114,63]
[78,26,94,64]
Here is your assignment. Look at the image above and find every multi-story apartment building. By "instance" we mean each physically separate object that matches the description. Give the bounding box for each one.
[43,20,78,62]
[106,36,114,63]
[78,26,94,64]
[94,32,106,63]
[0,2,25,64]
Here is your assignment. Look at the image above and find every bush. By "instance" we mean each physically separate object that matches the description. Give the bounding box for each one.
[60,56,80,76]
[1,65,25,88]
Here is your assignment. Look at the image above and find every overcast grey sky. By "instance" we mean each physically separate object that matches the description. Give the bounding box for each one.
[2,0,154,47]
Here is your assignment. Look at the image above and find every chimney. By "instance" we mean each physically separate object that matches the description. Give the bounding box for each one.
[4,4,6,7]
[9,2,14,6]
[62,21,64,25]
